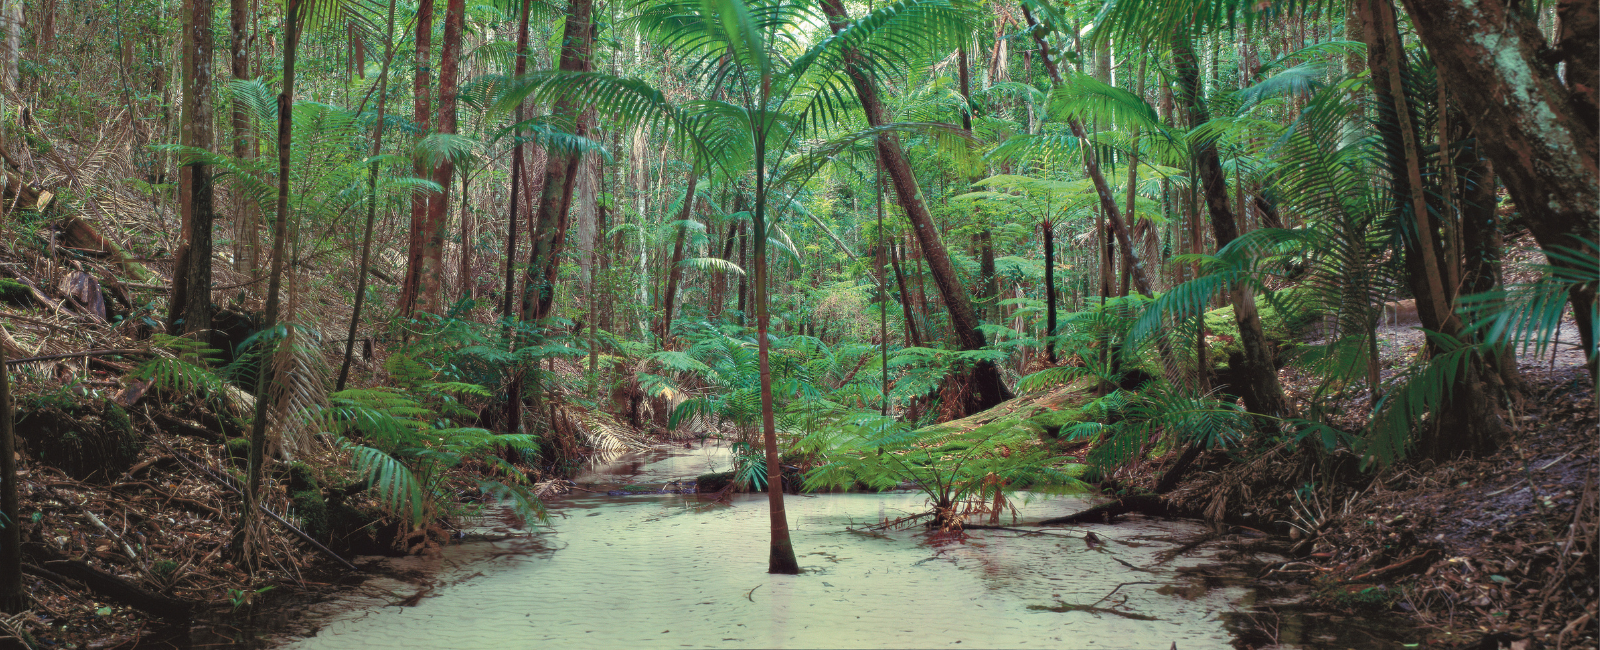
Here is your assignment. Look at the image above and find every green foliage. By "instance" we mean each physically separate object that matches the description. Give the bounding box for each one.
[318,381,545,530]
[803,411,1082,523]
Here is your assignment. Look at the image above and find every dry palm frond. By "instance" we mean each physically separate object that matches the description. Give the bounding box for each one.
[267,324,331,458]
[552,400,647,460]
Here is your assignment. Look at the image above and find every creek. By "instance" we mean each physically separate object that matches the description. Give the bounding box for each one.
[241,440,1415,649]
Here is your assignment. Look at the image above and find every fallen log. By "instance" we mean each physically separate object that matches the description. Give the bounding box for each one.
[42,560,194,620]
[3,349,146,367]
[1035,494,1175,526]
[54,214,158,284]
[152,413,225,443]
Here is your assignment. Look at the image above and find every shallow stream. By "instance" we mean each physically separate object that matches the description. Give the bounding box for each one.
[252,441,1414,649]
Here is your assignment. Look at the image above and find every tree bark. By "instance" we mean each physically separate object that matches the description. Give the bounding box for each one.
[170,0,215,338]
[501,0,531,431]
[1359,0,1510,459]
[417,0,463,315]
[1397,0,1598,381]
[1171,34,1289,418]
[658,174,698,344]
[822,0,1011,414]
[399,0,433,318]
[1043,217,1057,363]
[229,0,259,277]
[522,0,594,323]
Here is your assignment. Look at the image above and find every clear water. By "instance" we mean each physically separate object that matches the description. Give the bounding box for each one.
[270,441,1414,649]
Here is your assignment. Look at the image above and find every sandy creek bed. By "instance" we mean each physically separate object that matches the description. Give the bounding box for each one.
[236,441,1416,649]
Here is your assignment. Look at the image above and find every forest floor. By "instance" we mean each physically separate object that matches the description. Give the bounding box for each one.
[1145,313,1599,650]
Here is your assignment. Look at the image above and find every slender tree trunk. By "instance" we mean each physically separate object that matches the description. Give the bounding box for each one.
[458,171,473,299]
[1043,216,1057,363]
[752,119,801,575]
[337,0,397,393]
[1172,34,1288,417]
[736,219,749,322]
[0,346,21,613]
[399,0,434,317]
[238,0,302,574]
[823,0,1010,414]
[889,241,921,348]
[417,0,464,315]
[1396,0,1597,382]
[523,0,594,322]
[501,0,531,432]
[1457,130,1522,395]
[658,174,698,343]
[229,0,259,276]
[170,0,215,338]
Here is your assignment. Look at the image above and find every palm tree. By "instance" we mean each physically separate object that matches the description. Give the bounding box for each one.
[237,0,308,572]
[499,0,974,573]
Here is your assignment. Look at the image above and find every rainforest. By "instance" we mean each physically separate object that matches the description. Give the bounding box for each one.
[0,0,1593,647]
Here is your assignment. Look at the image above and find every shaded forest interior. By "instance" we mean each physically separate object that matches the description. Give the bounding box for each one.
[0,0,1593,646]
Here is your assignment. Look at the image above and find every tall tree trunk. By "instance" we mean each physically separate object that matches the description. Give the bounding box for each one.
[1456,125,1522,395]
[501,0,531,431]
[0,0,18,92]
[399,0,433,317]
[229,0,259,276]
[337,0,398,393]
[752,115,802,575]
[658,174,698,344]
[1171,34,1289,418]
[417,0,464,315]
[0,346,21,613]
[736,219,748,322]
[1360,0,1510,459]
[522,0,594,322]
[1396,0,1598,382]
[170,0,215,338]
[458,171,473,299]
[238,0,303,574]
[822,0,1010,414]
[710,211,737,318]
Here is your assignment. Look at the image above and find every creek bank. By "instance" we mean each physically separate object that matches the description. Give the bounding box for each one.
[1046,366,1596,649]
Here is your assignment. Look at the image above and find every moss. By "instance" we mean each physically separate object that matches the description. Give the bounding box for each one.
[290,490,329,541]
[0,278,28,300]
[1028,408,1087,438]
[287,461,319,493]
[225,438,251,467]
[697,471,736,493]
[16,398,142,482]
[1200,286,1322,371]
